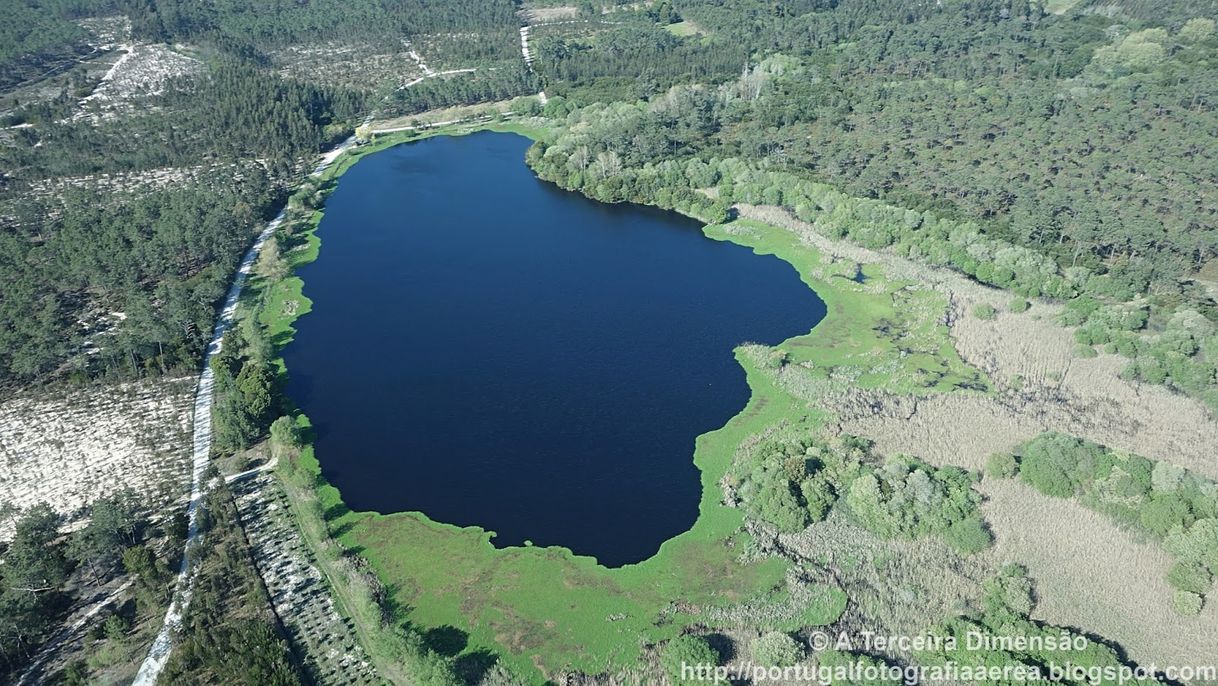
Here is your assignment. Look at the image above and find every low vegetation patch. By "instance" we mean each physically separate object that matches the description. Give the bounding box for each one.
[995,432,1218,614]
[731,432,991,555]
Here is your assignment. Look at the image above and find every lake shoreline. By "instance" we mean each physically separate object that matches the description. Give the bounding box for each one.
[248,119,866,682]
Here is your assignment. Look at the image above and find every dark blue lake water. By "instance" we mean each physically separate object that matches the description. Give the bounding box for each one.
[284,132,825,567]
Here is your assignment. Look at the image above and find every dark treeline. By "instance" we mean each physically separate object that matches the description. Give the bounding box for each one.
[158,60,365,159]
[687,4,1218,289]
[0,0,114,91]
[121,0,521,62]
[3,60,365,179]
[535,24,750,101]
[386,65,539,117]
[0,177,276,382]
[2,61,365,387]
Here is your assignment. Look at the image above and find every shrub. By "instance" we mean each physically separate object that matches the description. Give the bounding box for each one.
[269,415,303,460]
[60,660,89,686]
[736,435,867,532]
[1018,433,1109,498]
[1173,590,1204,616]
[752,631,804,667]
[1009,298,1030,313]
[1167,561,1214,595]
[662,635,720,684]
[983,564,1036,617]
[1164,519,1218,572]
[985,453,1018,479]
[846,457,984,543]
[945,516,994,555]
[973,303,996,320]
[1073,344,1099,359]
[1180,17,1216,43]
[1139,493,1191,538]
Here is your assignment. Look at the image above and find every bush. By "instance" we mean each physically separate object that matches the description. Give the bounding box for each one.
[1073,344,1099,359]
[60,660,89,686]
[269,415,303,460]
[1139,493,1191,538]
[1018,433,1109,498]
[1164,519,1218,574]
[985,453,1018,479]
[1180,17,1216,43]
[662,635,720,684]
[1167,561,1214,595]
[1009,298,1030,313]
[845,457,985,544]
[973,303,997,320]
[736,435,867,532]
[1173,590,1204,616]
[945,516,994,555]
[752,631,804,667]
[984,564,1036,617]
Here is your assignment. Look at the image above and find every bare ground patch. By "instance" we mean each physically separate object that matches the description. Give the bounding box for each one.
[272,41,425,91]
[23,159,269,202]
[520,5,581,23]
[74,43,203,123]
[231,469,379,685]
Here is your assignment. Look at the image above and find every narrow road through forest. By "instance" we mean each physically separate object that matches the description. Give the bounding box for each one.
[131,132,359,686]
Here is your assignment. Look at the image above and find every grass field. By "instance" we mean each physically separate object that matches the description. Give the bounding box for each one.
[664,21,704,37]
[249,123,980,682]
[1044,0,1084,14]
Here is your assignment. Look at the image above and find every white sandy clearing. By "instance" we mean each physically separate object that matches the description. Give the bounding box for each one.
[75,43,201,123]
[0,377,193,539]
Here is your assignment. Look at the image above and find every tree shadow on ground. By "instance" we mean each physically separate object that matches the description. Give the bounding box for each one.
[705,632,736,662]
[454,649,498,684]
[423,625,469,656]
[324,501,351,521]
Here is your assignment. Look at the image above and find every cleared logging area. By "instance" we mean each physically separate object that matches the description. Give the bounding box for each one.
[0,378,193,538]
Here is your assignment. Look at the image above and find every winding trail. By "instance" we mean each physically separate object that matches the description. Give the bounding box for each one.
[517,19,619,105]
[398,68,478,90]
[518,24,548,104]
[403,40,435,77]
[80,43,133,106]
[16,579,135,685]
[131,133,358,685]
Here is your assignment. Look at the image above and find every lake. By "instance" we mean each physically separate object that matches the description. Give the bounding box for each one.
[283,131,825,567]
